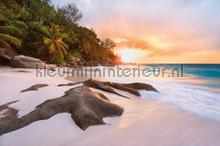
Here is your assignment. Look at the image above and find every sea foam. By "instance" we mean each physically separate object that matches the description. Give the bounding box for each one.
[139,80,220,122]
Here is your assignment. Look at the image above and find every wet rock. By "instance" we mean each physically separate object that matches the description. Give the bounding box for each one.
[103,82,140,96]
[121,82,158,92]
[84,80,158,98]
[84,80,130,98]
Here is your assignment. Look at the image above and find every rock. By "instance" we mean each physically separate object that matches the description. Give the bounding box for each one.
[0,101,19,127]
[68,61,77,66]
[10,55,56,69]
[79,60,86,66]
[13,70,32,73]
[0,48,12,60]
[103,82,140,96]
[21,84,48,93]
[68,57,82,67]
[0,101,19,111]
[0,86,123,135]
[10,55,45,68]
[84,80,130,98]
[0,48,16,65]
[57,82,82,87]
[121,83,158,92]
[70,57,81,63]
[84,80,158,98]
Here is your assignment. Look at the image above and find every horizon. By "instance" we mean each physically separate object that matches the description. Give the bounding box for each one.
[53,0,220,64]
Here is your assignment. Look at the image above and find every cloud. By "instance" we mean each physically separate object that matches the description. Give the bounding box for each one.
[52,0,220,63]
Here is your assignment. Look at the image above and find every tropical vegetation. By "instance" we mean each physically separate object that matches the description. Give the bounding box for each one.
[0,0,119,65]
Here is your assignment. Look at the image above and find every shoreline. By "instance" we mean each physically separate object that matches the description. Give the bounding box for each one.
[64,99,220,146]
[0,67,220,146]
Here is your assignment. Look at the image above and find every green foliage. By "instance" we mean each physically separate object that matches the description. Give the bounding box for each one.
[58,3,82,23]
[0,25,22,50]
[42,34,69,64]
[75,27,100,59]
[0,0,119,65]
[0,0,30,20]
[68,50,82,58]
[0,26,23,37]
[27,0,56,23]
[100,39,116,50]
[24,23,69,64]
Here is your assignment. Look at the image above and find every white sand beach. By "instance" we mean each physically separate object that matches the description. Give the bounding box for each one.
[0,67,220,146]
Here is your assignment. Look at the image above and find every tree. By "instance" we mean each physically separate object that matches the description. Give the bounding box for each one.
[58,3,82,24]
[27,0,56,23]
[42,36,68,64]
[100,39,116,50]
[0,26,22,50]
[75,27,101,60]
[99,38,118,63]
[0,0,119,66]
[15,0,28,10]
[38,24,69,64]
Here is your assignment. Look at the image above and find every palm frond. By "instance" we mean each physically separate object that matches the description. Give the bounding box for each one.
[57,47,64,60]
[59,42,68,55]
[60,41,69,50]
[27,22,52,37]
[0,26,23,36]
[0,34,22,47]
[48,43,56,54]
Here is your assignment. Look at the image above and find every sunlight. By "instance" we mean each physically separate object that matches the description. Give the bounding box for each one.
[115,48,148,63]
[146,36,172,49]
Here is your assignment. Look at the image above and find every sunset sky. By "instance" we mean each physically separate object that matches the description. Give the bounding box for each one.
[53,0,220,63]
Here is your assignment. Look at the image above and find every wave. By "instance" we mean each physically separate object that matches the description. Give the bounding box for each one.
[91,65,220,123]
[139,80,220,122]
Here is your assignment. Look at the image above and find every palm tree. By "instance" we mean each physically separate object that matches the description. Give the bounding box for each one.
[39,24,69,64]
[43,35,68,63]
[0,26,22,50]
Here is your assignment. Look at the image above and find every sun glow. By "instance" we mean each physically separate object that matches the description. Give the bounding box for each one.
[115,48,148,63]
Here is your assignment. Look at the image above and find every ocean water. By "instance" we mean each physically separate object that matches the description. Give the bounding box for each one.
[146,64,220,91]
[139,64,220,122]
[183,64,220,90]
[94,64,220,122]
[64,64,220,123]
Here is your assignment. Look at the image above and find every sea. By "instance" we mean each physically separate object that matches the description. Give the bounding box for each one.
[139,64,220,122]
[93,64,220,123]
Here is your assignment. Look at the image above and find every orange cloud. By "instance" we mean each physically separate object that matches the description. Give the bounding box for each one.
[59,0,220,63]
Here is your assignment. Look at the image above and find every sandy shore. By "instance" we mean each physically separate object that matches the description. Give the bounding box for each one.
[0,67,220,146]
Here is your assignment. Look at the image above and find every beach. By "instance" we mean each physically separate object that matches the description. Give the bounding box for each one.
[1,0,220,145]
[0,66,220,146]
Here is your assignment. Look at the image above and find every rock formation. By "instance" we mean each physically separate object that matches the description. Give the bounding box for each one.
[0,86,123,135]
[21,84,49,93]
